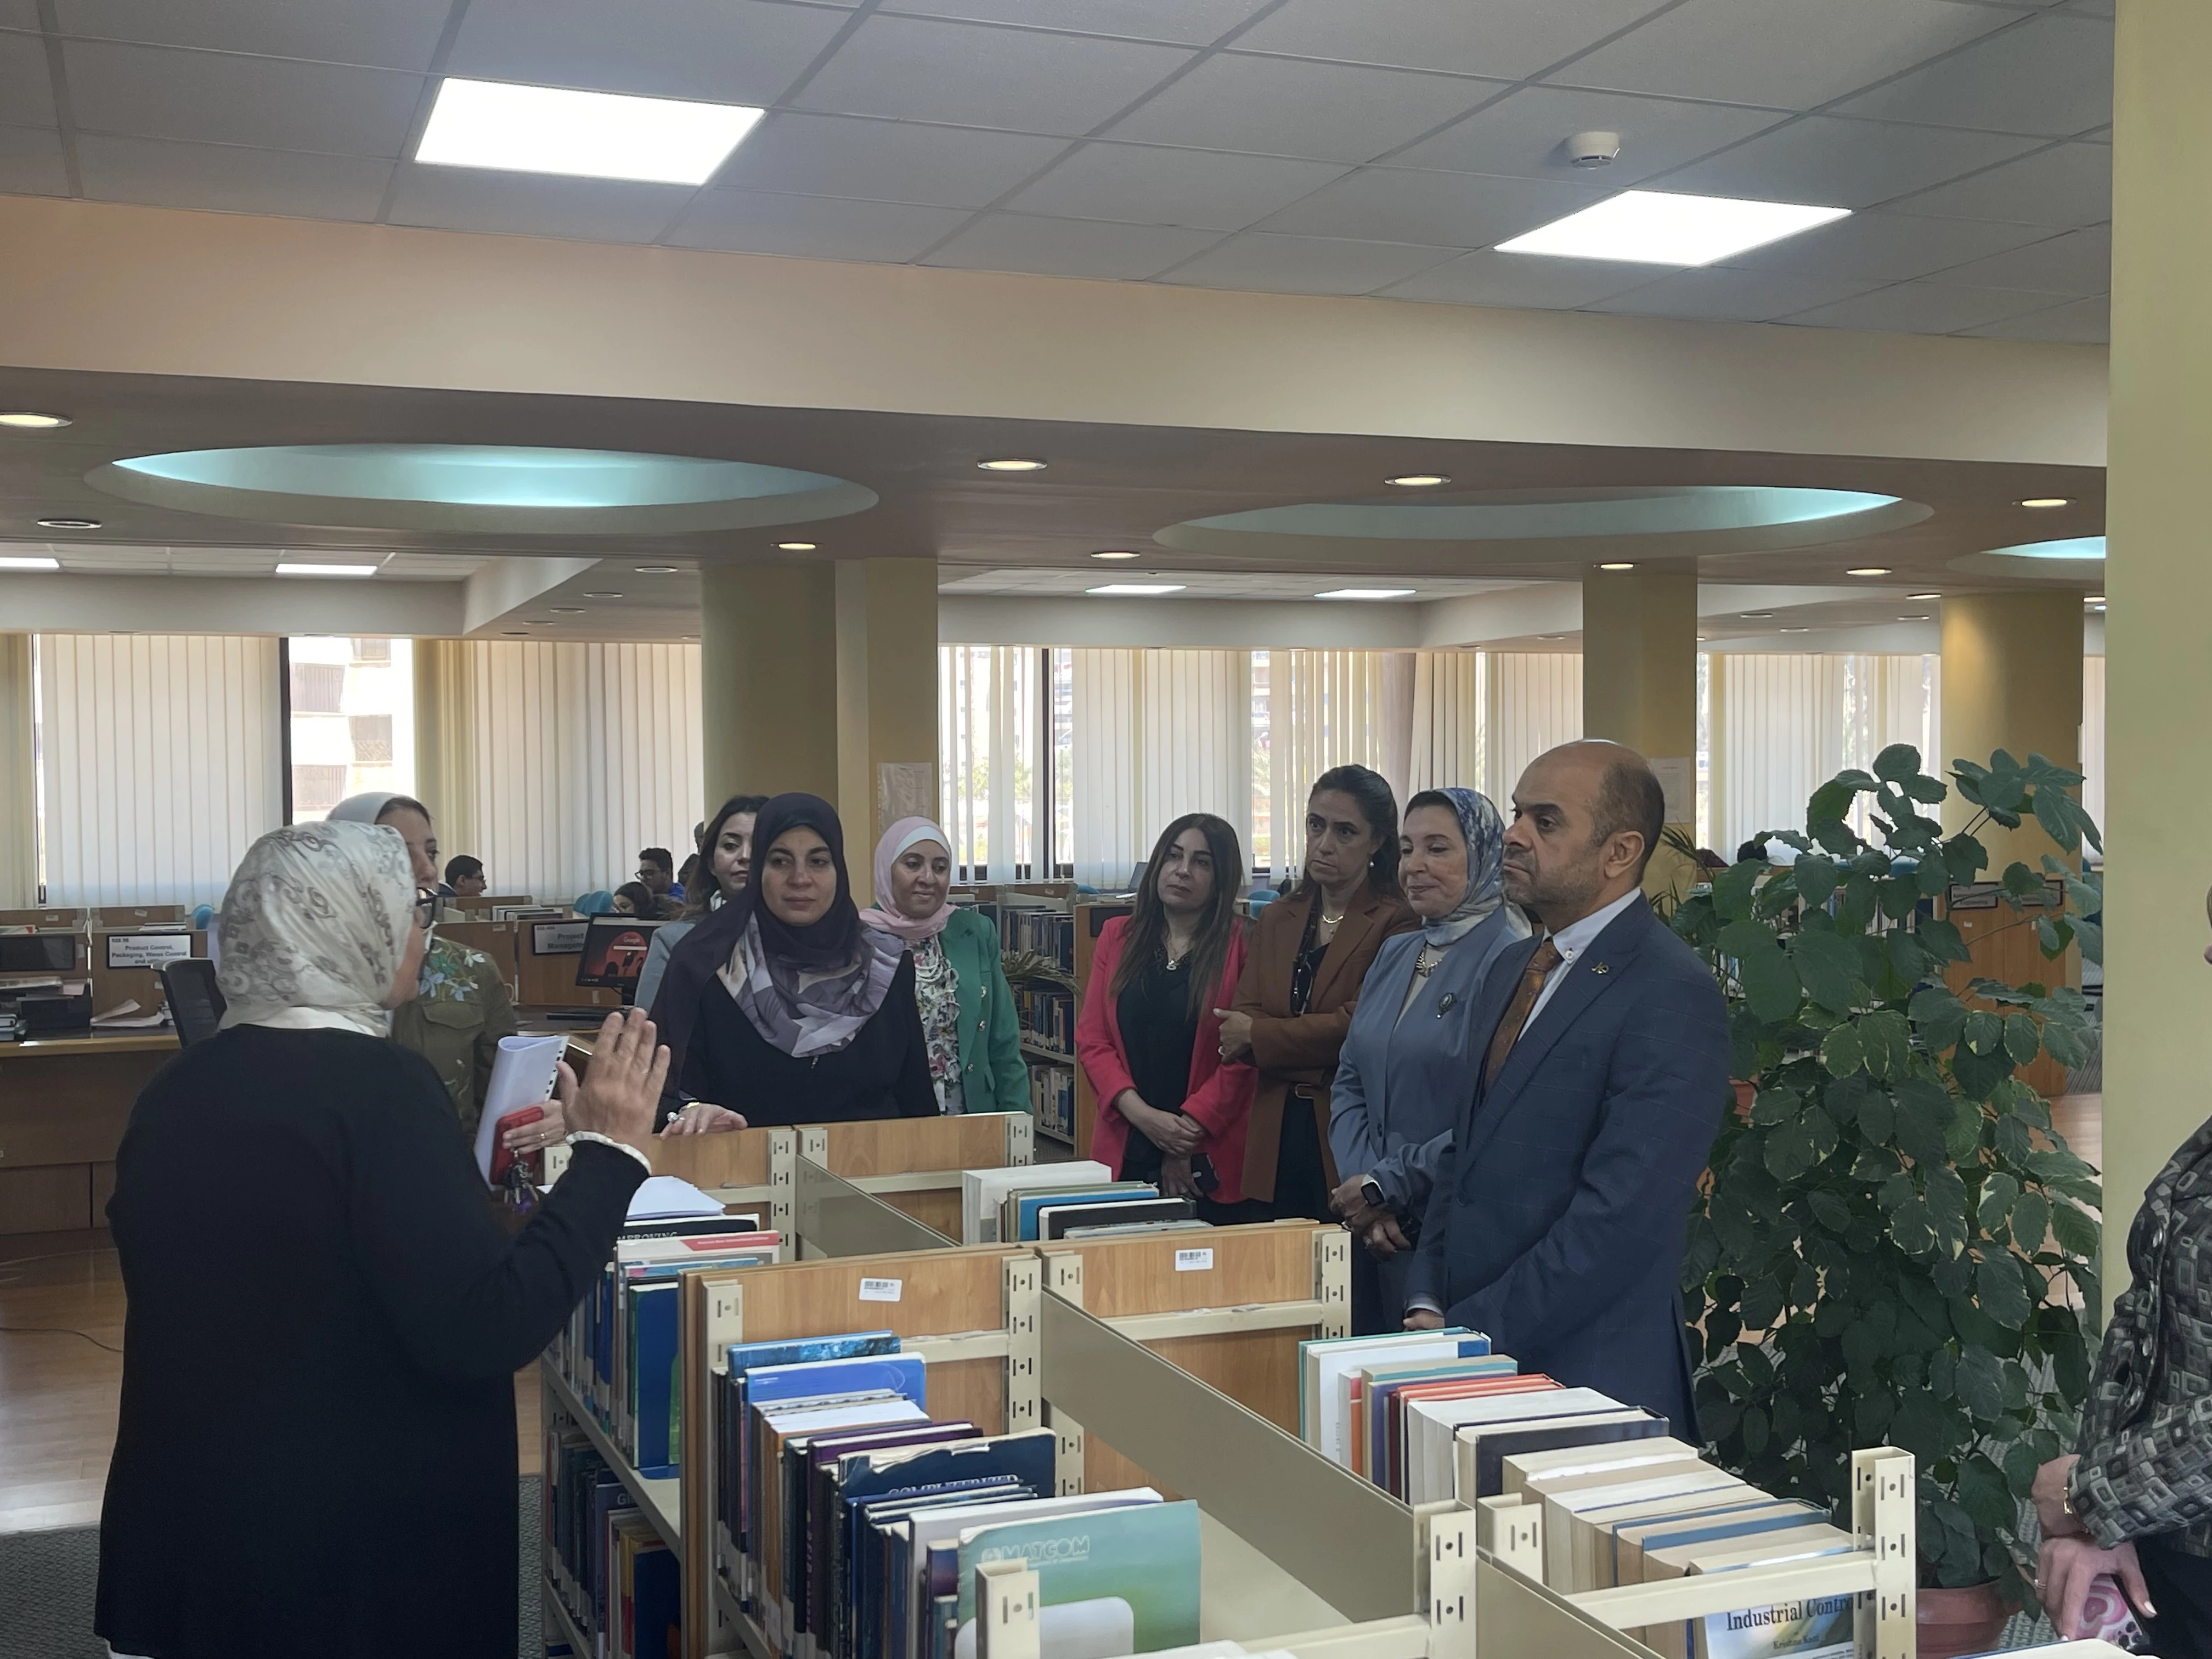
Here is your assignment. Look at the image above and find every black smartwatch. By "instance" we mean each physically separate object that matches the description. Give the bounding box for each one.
[1359,1176,1386,1210]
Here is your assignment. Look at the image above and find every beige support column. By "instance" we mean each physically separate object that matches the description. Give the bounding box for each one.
[2102,0,2212,1275]
[834,559,939,904]
[1937,591,2085,868]
[699,562,840,809]
[1582,567,1699,897]
[412,637,480,859]
[0,635,37,906]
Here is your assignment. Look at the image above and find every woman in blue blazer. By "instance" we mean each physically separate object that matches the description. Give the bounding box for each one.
[1327,786,1527,1333]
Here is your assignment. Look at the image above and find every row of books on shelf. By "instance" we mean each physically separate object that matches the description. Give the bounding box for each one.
[551,1184,782,1479]
[989,905,1075,975]
[1028,1063,1076,1144]
[959,1160,1205,1245]
[545,1414,681,1659]
[1013,986,1074,1058]
[1298,1327,1859,1659]
[712,1328,1203,1659]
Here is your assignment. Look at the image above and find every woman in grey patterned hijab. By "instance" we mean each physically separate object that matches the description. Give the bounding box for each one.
[214,819,420,1037]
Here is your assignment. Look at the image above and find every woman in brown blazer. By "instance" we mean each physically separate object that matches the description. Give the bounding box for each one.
[1216,765,1418,1222]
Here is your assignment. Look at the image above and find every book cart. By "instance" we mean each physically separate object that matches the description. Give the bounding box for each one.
[552,1156,1972,1659]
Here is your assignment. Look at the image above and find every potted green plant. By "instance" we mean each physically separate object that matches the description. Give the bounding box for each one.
[1668,746,2102,1657]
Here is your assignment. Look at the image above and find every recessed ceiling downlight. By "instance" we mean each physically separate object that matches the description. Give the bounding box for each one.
[2018,497,2073,509]
[1846,567,1892,577]
[1598,562,1635,571]
[777,542,816,552]
[36,517,100,529]
[0,412,70,429]
[1385,475,1451,488]
[1316,588,1417,600]
[1088,583,1185,596]
[977,458,1047,472]
[1090,549,1142,561]
[276,562,378,578]
[416,77,763,186]
[1497,190,1849,266]
[634,565,681,574]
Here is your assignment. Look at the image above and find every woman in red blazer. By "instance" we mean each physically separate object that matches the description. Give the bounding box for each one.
[1077,812,1255,1218]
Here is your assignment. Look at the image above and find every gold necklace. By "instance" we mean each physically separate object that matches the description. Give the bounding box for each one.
[1413,941,1446,978]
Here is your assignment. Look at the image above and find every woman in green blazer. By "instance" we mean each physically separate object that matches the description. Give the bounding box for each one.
[859,818,1030,1115]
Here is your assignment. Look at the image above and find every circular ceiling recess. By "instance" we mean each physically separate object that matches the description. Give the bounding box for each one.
[87,444,878,534]
[1155,485,1928,567]
[1948,534,2104,583]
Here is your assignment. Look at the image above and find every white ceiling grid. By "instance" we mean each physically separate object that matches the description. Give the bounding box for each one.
[0,0,2111,338]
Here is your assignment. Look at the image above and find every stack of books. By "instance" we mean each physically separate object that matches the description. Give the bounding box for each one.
[550,1184,782,1479]
[715,1331,1202,1659]
[959,1164,1200,1245]
[997,908,1075,975]
[544,1431,680,1659]
[1300,1330,1861,1659]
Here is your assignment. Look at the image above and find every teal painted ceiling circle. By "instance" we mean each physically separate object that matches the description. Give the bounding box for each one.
[1983,535,2105,561]
[89,443,877,534]
[1156,485,1927,565]
[1184,487,1900,540]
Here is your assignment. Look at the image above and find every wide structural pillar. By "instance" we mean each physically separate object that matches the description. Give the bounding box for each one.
[699,562,840,808]
[1582,567,1699,891]
[836,559,940,902]
[1937,591,2085,866]
[2103,0,2212,1274]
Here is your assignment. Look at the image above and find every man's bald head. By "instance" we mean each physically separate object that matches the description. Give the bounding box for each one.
[1503,741,1664,926]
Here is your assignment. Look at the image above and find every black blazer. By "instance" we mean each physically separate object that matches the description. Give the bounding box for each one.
[97,1025,644,1659]
[1407,898,1730,1434]
[673,952,939,1128]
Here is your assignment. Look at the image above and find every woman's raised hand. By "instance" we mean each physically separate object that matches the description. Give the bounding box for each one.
[568,1009,672,1154]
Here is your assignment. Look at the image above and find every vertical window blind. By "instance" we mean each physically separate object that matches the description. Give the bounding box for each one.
[1069,647,1254,888]
[459,640,705,904]
[35,634,283,905]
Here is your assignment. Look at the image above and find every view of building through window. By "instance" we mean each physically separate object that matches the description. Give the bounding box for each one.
[287,636,415,821]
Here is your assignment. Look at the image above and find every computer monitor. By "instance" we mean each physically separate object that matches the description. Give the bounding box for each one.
[0,933,76,974]
[574,915,668,1002]
[161,958,227,1047]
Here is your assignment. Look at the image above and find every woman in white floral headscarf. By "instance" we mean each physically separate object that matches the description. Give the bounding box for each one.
[98,819,668,1659]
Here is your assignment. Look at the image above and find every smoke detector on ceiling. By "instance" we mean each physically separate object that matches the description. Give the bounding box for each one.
[1566,131,1622,168]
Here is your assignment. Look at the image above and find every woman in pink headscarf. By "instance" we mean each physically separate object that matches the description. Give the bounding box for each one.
[857,818,1029,1115]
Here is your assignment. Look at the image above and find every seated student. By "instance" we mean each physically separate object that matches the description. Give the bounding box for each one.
[637,845,682,905]
[443,855,487,899]
[652,793,935,1132]
[612,881,668,921]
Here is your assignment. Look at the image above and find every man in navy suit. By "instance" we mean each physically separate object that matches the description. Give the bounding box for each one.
[1404,740,1728,1434]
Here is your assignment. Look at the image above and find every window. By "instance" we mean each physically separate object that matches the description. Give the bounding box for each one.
[939,646,1050,881]
[286,636,414,822]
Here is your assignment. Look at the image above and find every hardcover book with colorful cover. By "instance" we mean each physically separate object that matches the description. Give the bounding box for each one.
[1297,1330,1487,1464]
[951,1499,1203,1659]
[1456,1410,1668,1500]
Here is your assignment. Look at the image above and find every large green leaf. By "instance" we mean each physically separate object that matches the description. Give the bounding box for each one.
[1962,1009,2004,1055]
[1893,1080,1954,1164]
[1738,941,1804,1024]
[1790,928,1867,1014]
[1792,854,1840,910]
[1954,1347,2007,1419]
[1751,1086,1801,1127]
[1809,1190,1853,1234]
[1883,932,1931,996]
[1943,833,1989,885]
[1874,743,1923,784]
[1910,987,1970,1053]
[1956,1452,2016,1530]
[1977,1252,2033,1328]
[1889,1195,1938,1255]
[1917,917,1971,964]
[1821,1023,1866,1079]
[1859,1009,1913,1081]
[2033,785,2104,855]
[2050,1200,2100,1260]
[1978,1172,2021,1233]
[1857,1089,1895,1145]
[1713,859,1764,922]
[2004,1012,2041,1068]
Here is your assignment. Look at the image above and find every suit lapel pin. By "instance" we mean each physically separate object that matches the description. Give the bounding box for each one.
[1436,991,1458,1015]
[1592,962,1610,974]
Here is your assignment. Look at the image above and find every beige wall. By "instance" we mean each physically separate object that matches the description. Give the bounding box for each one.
[699,563,840,808]
[1937,591,2086,866]
[0,195,2105,466]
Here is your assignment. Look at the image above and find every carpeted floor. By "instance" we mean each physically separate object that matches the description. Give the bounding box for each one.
[0,1478,544,1659]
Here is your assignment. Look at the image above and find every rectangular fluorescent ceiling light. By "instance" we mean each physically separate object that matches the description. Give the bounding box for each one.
[415,77,764,185]
[275,562,379,578]
[0,555,60,571]
[1497,190,1849,266]
[1088,583,1186,596]
[1317,588,1417,600]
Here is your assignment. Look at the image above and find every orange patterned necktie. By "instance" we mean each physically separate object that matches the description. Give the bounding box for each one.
[1482,939,1565,1089]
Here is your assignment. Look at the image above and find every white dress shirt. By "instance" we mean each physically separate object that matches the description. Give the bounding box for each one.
[1523,888,1644,1030]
